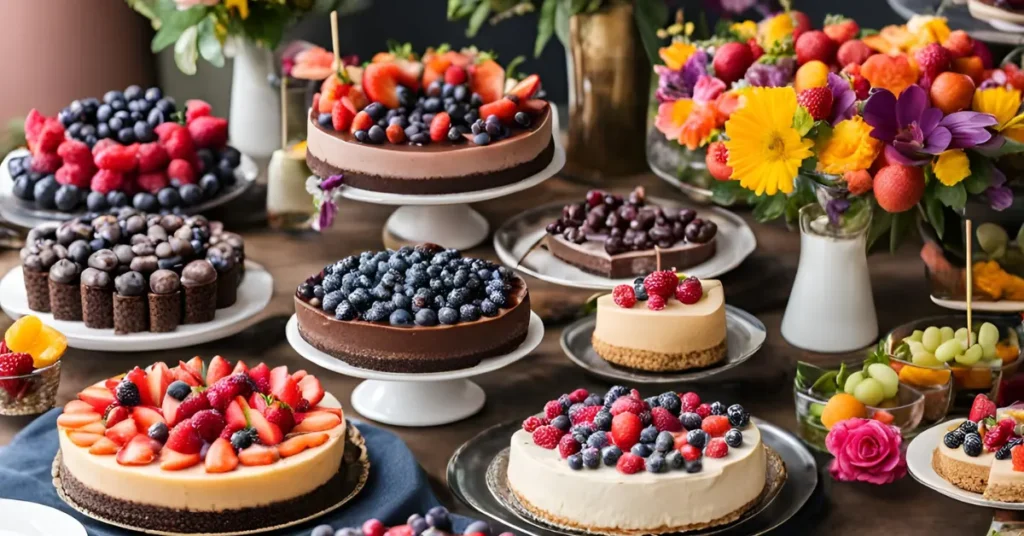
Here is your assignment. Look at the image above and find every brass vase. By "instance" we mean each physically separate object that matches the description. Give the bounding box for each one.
[564,3,650,183]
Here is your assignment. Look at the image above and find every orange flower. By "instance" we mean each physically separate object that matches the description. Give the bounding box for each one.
[654,76,728,150]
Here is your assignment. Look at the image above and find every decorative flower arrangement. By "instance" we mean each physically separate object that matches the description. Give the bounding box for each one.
[653,9,1024,248]
[825,418,907,485]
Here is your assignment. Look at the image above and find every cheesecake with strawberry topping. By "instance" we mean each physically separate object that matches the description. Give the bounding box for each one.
[55,356,347,533]
[507,387,766,533]
[306,46,555,195]
[592,272,727,372]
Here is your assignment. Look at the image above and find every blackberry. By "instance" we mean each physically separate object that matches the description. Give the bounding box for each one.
[115,379,141,407]
[488,291,508,307]
[685,458,703,473]
[943,430,965,449]
[230,428,258,450]
[459,304,480,322]
[390,309,414,326]
[959,421,979,435]
[658,392,681,415]
[335,301,357,321]
[348,288,371,311]
[480,299,499,317]
[438,307,459,325]
[639,425,658,444]
[551,415,570,431]
[725,429,743,448]
[593,410,613,431]
[686,429,708,449]
[322,290,345,313]
[997,443,1015,460]
[646,453,666,473]
[655,431,675,453]
[148,422,169,443]
[963,432,983,457]
[727,404,750,427]
[166,381,191,401]
[710,401,726,416]
[567,453,583,470]
[604,386,630,407]
[415,308,438,326]
[586,432,608,449]
[581,447,600,469]
[631,443,652,458]
[453,271,468,287]
[602,446,622,466]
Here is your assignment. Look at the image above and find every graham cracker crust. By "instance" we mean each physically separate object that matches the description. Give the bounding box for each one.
[592,336,727,372]
[932,448,989,494]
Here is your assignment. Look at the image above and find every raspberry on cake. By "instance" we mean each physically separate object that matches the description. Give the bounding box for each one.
[508,386,765,533]
[933,396,1024,502]
[56,356,347,534]
[305,506,514,536]
[294,244,531,373]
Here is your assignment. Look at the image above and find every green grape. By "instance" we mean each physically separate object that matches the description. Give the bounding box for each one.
[922,326,942,352]
[853,378,885,406]
[906,330,924,343]
[906,340,926,356]
[935,339,962,363]
[983,343,998,360]
[978,222,1009,259]
[844,371,865,395]
[955,328,973,346]
[867,363,900,399]
[913,352,942,367]
[979,322,1000,348]
[956,344,984,366]
[940,327,955,342]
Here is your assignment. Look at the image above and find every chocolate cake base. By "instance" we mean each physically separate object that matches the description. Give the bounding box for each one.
[81,285,114,329]
[49,280,82,321]
[113,294,147,334]
[23,269,50,312]
[306,140,555,195]
[184,281,217,323]
[215,265,240,309]
[546,235,717,279]
[148,291,181,332]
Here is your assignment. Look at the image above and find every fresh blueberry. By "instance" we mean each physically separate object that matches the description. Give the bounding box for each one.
[322,290,345,313]
[368,125,386,144]
[318,113,333,128]
[124,85,143,100]
[447,126,462,142]
[655,431,675,453]
[415,308,438,326]
[725,429,743,448]
[686,429,708,449]
[551,415,570,431]
[666,449,684,470]
[166,380,191,401]
[410,132,430,145]
[639,425,658,444]
[473,132,491,145]
[479,299,498,316]
[96,104,113,122]
[581,447,600,469]
[54,184,81,211]
[485,121,501,137]
[685,458,703,473]
[631,443,652,458]
[959,421,978,435]
[220,146,241,168]
[567,453,583,470]
[593,410,612,431]
[646,453,666,473]
[230,428,257,450]
[12,176,34,200]
[132,192,159,212]
[354,130,369,143]
[179,184,203,206]
[471,92,483,106]
[148,422,169,443]
[586,432,608,449]
[157,187,181,208]
[117,127,135,144]
[602,445,622,466]
[144,86,162,102]
[710,401,726,416]
[514,111,531,127]
[680,412,702,431]
[389,308,414,326]
[425,507,451,531]
[33,176,59,209]
[438,306,458,325]
[199,173,220,198]
[147,108,166,127]
[459,304,480,322]
[658,393,681,415]
[310,525,334,536]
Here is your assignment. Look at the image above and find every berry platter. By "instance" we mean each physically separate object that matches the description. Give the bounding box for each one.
[447,418,818,536]
[0,148,258,229]
[285,311,544,427]
[494,196,755,290]
[0,261,272,352]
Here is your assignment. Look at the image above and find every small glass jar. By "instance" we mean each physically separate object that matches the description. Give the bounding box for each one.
[0,360,61,415]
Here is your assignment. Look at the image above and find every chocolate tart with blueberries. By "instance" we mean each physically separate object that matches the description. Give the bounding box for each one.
[544,188,719,279]
[294,244,531,373]
[306,46,554,195]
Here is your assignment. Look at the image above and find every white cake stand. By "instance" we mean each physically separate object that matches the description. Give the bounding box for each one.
[286,311,544,427]
[0,260,273,352]
[331,107,565,250]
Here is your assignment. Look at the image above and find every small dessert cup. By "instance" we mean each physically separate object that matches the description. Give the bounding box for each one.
[0,360,61,416]
[888,357,953,426]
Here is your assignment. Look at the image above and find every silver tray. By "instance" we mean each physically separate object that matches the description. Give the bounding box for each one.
[447,418,818,536]
[560,307,766,384]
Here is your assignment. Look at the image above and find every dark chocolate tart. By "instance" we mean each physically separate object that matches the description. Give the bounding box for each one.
[546,234,717,279]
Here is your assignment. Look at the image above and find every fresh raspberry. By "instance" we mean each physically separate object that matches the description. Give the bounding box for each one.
[92,138,120,156]
[163,129,195,161]
[651,407,682,432]
[522,415,547,433]
[385,123,405,144]
[137,171,168,194]
[610,395,647,416]
[0,352,34,397]
[969,394,997,423]
[795,30,837,65]
[914,43,952,79]
[681,444,702,462]
[558,434,581,458]
[568,388,589,404]
[95,144,138,172]
[166,418,203,454]
[1013,445,1024,472]
[190,409,226,443]
[985,418,1016,452]
[610,412,642,449]
[675,277,703,305]
[569,405,602,425]
[696,403,712,419]
[532,425,563,449]
[90,169,124,194]
[681,392,701,413]
[205,374,254,412]
[350,111,373,133]
[136,142,169,173]
[55,164,90,188]
[167,158,196,185]
[36,120,66,154]
[188,116,228,149]
[24,109,46,146]
[544,400,564,419]
[155,122,186,144]
[612,284,636,308]
[615,453,645,474]
[185,99,212,124]
[444,66,467,85]
[176,392,212,423]
[429,112,451,142]
[701,415,730,437]
[29,153,61,174]
[57,140,93,167]
[704,437,728,458]
[646,294,666,311]
[643,270,678,299]
[797,87,834,121]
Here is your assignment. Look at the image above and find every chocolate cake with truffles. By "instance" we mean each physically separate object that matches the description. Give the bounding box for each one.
[80,268,113,329]
[48,259,81,321]
[21,246,58,312]
[148,270,181,332]
[113,271,147,334]
[182,260,217,324]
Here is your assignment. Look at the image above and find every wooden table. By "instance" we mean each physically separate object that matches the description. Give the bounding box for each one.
[0,174,993,535]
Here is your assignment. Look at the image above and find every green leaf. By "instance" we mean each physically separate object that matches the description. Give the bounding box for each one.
[925,194,945,240]
[570,0,588,15]
[835,363,850,390]
[889,210,912,253]
[504,55,527,80]
[633,0,667,65]
[792,106,813,137]
[963,157,993,195]
[554,0,571,50]
[534,0,558,57]
[151,5,207,53]
[976,136,1024,158]
[867,201,892,251]
[752,194,787,222]
[197,16,224,68]
[173,25,199,76]
[585,0,603,12]
[447,0,465,19]
[709,180,745,206]
[466,1,490,37]
[810,370,840,396]
[935,182,967,210]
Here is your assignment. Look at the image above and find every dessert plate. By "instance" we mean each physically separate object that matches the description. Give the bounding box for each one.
[448,418,818,536]
[287,311,545,427]
[560,306,766,383]
[494,196,756,290]
[887,0,1024,45]
[0,260,273,351]
[929,295,1024,313]
[0,499,86,536]
[907,418,1024,510]
[0,148,259,229]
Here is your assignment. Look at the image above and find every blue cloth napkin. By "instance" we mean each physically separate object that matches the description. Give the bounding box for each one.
[0,409,480,535]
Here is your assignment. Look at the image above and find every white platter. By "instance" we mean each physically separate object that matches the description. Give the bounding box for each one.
[0,499,86,536]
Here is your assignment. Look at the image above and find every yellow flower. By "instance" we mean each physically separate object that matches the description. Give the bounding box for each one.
[816,117,883,175]
[973,86,1024,143]
[226,0,249,20]
[731,20,758,41]
[907,15,950,46]
[933,150,971,186]
[724,87,815,196]
[659,41,697,71]
[759,13,794,48]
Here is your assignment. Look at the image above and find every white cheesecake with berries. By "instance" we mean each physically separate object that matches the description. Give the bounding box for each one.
[55,356,348,534]
[507,388,766,533]
[305,46,556,195]
[593,274,727,372]
[933,396,1024,502]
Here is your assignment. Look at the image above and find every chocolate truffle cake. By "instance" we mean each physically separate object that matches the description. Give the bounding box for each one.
[295,244,531,373]
[19,211,246,334]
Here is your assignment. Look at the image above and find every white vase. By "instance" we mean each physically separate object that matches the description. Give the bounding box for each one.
[781,203,878,353]
[228,40,280,159]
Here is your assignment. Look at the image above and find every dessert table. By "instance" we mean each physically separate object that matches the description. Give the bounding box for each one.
[0,172,989,535]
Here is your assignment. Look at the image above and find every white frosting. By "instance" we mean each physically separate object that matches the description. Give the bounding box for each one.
[507,423,766,531]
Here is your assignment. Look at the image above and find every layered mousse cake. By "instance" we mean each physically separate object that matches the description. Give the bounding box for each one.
[933,395,1024,502]
[19,210,245,334]
[306,46,555,194]
[56,356,347,533]
[593,271,727,372]
[545,188,718,278]
[508,386,766,533]
[295,244,530,373]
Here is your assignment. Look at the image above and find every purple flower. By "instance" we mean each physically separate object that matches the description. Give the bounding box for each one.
[311,174,344,231]
[320,174,345,191]
[940,111,996,149]
[987,166,1013,211]
[681,50,709,94]
[827,73,857,125]
[317,199,338,231]
[826,198,851,227]
[654,50,709,104]
[744,58,795,88]
[863,86,951,165]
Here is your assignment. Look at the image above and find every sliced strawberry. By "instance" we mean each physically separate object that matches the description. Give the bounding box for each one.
[298,375,325,407]
[67,431,104,448]
[248,363,271,394]
[350,111,373,134]
[312,406,344,419]
[249,392,270,414]
[279,432,329,457]
[394,59,422,92]
[293,411,342,434]
[429,112,451,142]
[270,366,302,409]
[331,97,356,132]
[77,421,105,434]
[162,396,182,427]
[362,62,403,109]
[132,406,165,432]
[205,355,232,387]
[239,444,279,466]
[126,366,154,407]
[79,386,115,413]
[508,74,540,101]
[117,435,158,466]
[57,412,102,429]
[88,436,119,455]
[105,405,130,428]
[166,419,203,454]
[225,396,250,431]
[104,418,139,446]
[479,98,517,125]
[172,363,201,387]
[160,448,202,471]
[519,99,549,116]
[291,370,308,382]
[469,59,505,104]
[247,407,284,446]
[104,376,123,392]
[231,360,249,375]
[146,362,173,407]
[184,357,205,381]
[265,402,295,435]
[205,438,239,473]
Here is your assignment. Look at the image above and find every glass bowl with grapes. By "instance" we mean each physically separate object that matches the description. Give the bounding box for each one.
[924,221,1024,303]
[880,315,1022,410]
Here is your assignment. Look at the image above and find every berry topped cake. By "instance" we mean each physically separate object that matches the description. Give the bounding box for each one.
[508,386,766,533]
[969,0,1024,26]
[933,394,1024,502]
[592,271,727,372]
[545,187,718,278]
[56,356,347,533]
[306,46,554,194]
[295,244,530,373]
[305,506,513,536]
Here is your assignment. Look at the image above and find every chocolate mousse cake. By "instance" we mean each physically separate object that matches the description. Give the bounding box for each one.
[545,188,719,278]
[80,268,113,329]
[182,260,217,324]
[306,46,555,195]
[295,244,531,373]
[148,270,181,332]
[48,259,82,321]
[113,271,147,334]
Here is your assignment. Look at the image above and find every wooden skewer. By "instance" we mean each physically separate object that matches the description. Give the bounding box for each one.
[655,245,662,272]
[280,77,288,151]
[330,11,341,75]
[966,219,974,343]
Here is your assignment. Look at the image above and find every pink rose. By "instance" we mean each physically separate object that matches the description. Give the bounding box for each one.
[175,0,219,9]
[825,418,907,485]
